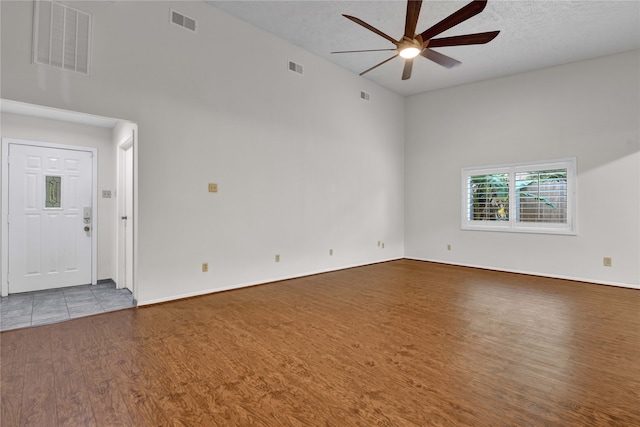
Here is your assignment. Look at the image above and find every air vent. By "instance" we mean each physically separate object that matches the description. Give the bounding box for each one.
[288,60,304,75]
[360,91,371,101]
[33,0,92,74]
[171,10,196,32]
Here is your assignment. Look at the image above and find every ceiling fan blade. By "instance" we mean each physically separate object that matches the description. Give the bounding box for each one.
[404,0,423,38]
[331,48,398,54]
[419,0,488,41]
[402,58,414,80]
[359,54,399,76]
[420,48,461,69]
[429,31,500,47]
[343,15,398,45]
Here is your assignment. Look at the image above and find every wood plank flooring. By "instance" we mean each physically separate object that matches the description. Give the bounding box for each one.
[1,260,639,426]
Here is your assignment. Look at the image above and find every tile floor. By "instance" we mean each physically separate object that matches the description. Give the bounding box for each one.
[0,282,135,332]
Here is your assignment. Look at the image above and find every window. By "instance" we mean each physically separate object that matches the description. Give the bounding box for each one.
[461,158,576,234]
[45,176,61,208]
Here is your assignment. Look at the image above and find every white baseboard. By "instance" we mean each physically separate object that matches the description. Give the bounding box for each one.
[404,257,640,290]
[138,256,403,306]
[138,255,637,306]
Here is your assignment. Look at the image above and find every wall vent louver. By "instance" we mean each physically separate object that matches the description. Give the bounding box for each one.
[33,0,92,74]
[171,10,196,32]
[288,60,304,75]
[360,91,371,101]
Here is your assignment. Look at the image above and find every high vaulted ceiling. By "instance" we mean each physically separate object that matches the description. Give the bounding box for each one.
[208,1,640,96]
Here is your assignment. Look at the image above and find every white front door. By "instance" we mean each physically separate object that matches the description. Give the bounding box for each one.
[8,143,93,293]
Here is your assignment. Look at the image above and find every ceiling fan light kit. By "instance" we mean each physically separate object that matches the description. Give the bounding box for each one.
[399,37,423,58]
[333,0,500,81]
[399,48,420,59]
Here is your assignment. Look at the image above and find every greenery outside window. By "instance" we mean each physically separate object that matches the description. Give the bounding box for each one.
[461,158,577,234]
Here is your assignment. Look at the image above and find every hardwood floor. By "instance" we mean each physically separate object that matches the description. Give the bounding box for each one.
[1,260,638,426]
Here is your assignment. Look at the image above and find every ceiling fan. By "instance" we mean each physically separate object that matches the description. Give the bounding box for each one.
[332,0,500,80]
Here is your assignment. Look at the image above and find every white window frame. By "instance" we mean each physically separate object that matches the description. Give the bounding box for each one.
[461,158,577,235]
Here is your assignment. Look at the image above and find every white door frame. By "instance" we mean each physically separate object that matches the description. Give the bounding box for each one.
[1,138,98,296]
[115,128,138,303]
[117,136,133,292]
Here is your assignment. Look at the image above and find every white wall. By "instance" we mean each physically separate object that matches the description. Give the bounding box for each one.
[4,1,633,301]
[405,50,640,288]
[1,113,117,281]
[0,1,405,304]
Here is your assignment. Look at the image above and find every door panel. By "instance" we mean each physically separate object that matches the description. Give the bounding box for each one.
[124,145,133,291]
[8,144,93,293]
[117,142,134,292]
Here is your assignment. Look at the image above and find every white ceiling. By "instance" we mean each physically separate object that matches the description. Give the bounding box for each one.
[208,0,640,96]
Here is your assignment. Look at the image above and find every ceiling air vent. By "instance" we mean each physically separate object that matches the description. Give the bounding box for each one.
[288,60,304,75]
[360,91,371,101]
[33,0,92,74]
[171,10,196,32]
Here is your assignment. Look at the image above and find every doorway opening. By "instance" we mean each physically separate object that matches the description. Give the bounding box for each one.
[1,99,138,305]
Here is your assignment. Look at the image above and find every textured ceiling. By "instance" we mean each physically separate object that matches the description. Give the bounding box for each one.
[208,0,640,96]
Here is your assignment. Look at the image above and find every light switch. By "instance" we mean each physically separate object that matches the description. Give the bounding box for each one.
[208,183,218,193]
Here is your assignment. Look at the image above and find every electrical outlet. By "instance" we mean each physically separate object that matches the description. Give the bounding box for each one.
[275,254,280,263]
[202,262,208,272]
[447,244,451,251]
[208,183,218,193]
[603,257,612,267]
[329,249,333,256]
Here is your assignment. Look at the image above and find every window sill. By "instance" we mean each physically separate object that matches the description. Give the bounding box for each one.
[461,223,577,236]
